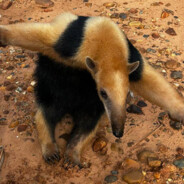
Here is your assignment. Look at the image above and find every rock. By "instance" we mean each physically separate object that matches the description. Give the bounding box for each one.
[165,3,171,7]
[137,150,157,163]
[110,13,119,19]
[27,86,34,92]
[17,124,28,132]
[173,159,184,169]
[165,28,177,36]
[4,81,11,86]
[170,71,183,79]
[137,100,147,107]
[175,154,184,160]
[158,112,166,122]
[4,94,10,101]
[123,170,143,184]
[1,0,12,10]
[127,105,143,115]
[35,0,54,7]
[152,33,160,39]
[176,147,184,155]
[119,13,127,20]
[6,84,16,91]
[9,121,19,128]
[148,157,162,167]
[146,48,156,53]
[129,21,142,27]
[169,120,182,130]
[111,170,118,175]
[92,137,107,152]
[103,2,116,8]
[43,8,53,12]
[165,59,180,69]
[161,11,170,18]
[154,172,161,179]
[123,158,140,169]
[3,110,9,114]
[151,2,163,6]
[143,34,149,38]
[129,8,138,14]
[104,175,118,183]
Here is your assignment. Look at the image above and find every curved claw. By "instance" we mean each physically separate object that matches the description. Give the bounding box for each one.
[43,152,61,165]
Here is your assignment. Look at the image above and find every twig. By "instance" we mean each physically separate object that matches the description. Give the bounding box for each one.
[0,146,5,171]
[132,123,163,149]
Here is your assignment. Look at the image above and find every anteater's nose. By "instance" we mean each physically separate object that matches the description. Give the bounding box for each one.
[113,129,124,138]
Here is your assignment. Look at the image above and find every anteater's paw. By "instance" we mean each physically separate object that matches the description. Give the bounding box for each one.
[41,143,61,164]
[63,152,83,169]
[168,111,184,125]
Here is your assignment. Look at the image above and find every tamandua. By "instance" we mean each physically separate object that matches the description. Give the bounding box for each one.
[0,12,184,166]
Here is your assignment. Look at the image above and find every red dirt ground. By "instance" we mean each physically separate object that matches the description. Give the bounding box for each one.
[0,0,184,183]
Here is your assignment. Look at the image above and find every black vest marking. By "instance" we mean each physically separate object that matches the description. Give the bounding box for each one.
[34,54,104,132]
[54,16,89,58]
[127,38,143,82]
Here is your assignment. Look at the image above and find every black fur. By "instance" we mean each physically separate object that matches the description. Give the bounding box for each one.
[127,38,144,82]
[34,54,104,141]
[54,16,89,58]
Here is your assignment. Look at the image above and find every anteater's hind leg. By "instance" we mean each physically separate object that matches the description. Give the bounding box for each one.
[130,61,184,123]
[35,108,60,164]
[64,117,100,168]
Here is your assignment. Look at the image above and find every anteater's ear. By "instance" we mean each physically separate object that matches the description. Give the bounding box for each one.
[128,61,140,74]
[85,57,97,73]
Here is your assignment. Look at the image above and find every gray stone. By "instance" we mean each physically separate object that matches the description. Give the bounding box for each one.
[104,175,118,183]
[173,159,184,168]
[170,71,183,79]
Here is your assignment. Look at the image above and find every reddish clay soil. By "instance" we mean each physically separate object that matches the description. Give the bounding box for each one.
[0,0,184,184]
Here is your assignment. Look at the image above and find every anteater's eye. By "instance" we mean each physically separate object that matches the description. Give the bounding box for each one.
[100,89,108,100]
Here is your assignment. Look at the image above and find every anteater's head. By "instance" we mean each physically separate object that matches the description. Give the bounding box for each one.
[86,57,139,138]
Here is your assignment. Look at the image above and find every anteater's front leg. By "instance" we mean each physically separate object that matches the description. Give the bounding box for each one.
[35,108,60,164]
[130,61,184,123]
[64,116,100,168]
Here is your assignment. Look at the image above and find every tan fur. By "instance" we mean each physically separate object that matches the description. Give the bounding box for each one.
[35,108,59,157]
[130,60,184,121]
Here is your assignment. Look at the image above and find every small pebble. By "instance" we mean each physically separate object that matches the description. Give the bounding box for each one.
[170,71,183,79]
[169,120,182,130]
[137,100,147,107]
[148,157,162,167]
[127,104,143,115]
[165,28,177,36]
[111,170,118,175]
[152,33,160,39]
[119,13,127,20]
[165,59,180,69]
[104,175,118,183]
[17,124,28,132]
[35,0,54,7]
[173,159,184,169]
[143,34,149,38]
[92,137,107,152]
[110,13,119,19]
[123,170,143,184]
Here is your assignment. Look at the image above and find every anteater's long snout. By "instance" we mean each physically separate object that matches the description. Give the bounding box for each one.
[110,108,126,138]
